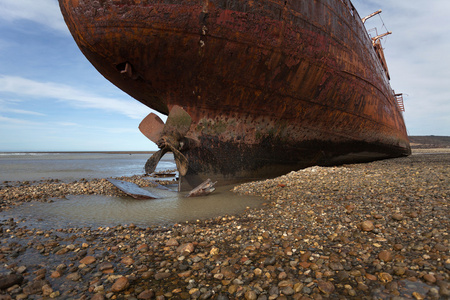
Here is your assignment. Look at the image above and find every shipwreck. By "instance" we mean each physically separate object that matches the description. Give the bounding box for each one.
[59,0,410,190]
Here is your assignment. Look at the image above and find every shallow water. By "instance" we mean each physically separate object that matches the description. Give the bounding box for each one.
[0,152,265,228]
[371,279,440,299]
[0,152,176,182]
[0,184,263,229]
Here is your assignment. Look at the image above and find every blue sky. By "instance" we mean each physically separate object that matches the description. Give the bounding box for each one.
[0,0,449,151]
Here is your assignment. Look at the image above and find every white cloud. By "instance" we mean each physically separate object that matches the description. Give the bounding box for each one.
[7,108,45,116]
[56,122,78,126]
[353,0,450,136]
[0,105,46,116]
[0,115,41,125]
[0,75,150,120]
[1,0,68,34]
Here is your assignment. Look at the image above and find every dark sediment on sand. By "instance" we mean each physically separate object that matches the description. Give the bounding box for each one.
[0,152,449,299]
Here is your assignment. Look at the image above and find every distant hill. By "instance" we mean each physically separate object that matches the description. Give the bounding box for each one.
[409,136,450,149]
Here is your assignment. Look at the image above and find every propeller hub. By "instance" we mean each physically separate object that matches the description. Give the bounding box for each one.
[157,136,180,150]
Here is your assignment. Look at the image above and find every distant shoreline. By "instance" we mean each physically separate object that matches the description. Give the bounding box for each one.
[411,148,450,154]
[2,135,450,155]
[409,135,450,149]
[1,136,448,154]
[0,151,156,154]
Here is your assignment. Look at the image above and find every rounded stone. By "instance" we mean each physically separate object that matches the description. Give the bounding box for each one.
[66,272,81,281]
[393,244,404,251]
[177,243,195,254]
[137,290,154,300]
[154,272,171,280]
[91,294,105,300]
[165,238,179,247]
[111,276,129,292]
[79,256,96,265]
[245,290,257,300]
[360,221,374,231]
[423,274,436,283]
[378,250,393,262]
[318,281,335,294]
[378,272,393,283]
[392,213,404,221]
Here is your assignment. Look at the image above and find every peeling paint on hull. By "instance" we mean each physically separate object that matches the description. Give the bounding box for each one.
[59,0,410,189]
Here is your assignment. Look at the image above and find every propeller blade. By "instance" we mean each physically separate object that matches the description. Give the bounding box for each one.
[163,105,192,139]
[139,113,165,144]
[166,143,189,176]
[140,106,192,177]
[144,148,168,174]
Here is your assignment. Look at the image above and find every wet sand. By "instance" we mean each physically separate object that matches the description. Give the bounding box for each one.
[0,152,449,299]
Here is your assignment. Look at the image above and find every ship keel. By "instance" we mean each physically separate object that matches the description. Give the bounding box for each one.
[179,113,410,190]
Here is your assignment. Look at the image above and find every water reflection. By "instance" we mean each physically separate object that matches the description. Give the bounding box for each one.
[1,185,263,229]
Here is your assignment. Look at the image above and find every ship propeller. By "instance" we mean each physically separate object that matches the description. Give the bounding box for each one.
[139,105,192,176]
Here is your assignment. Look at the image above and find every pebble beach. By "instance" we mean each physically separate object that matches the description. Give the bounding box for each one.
[0,151,449,299]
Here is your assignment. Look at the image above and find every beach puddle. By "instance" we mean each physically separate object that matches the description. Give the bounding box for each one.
[0,185,264,229]
[371,279,442,299]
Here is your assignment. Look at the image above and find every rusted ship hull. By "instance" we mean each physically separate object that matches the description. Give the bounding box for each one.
[59,0,410,188]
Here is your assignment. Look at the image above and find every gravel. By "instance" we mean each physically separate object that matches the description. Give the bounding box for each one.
[0,152,448,299]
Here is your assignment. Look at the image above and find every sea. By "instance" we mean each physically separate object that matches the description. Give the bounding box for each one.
[0,152,175,182]
[0,152,263,228]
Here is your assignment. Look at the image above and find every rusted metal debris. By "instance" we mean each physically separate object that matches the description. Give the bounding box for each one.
[107,179,159,200]
[144,180,176,191]
[185,179,217,197]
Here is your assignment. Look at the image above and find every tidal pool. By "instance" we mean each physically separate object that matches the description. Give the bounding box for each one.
[0,184,264,229]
